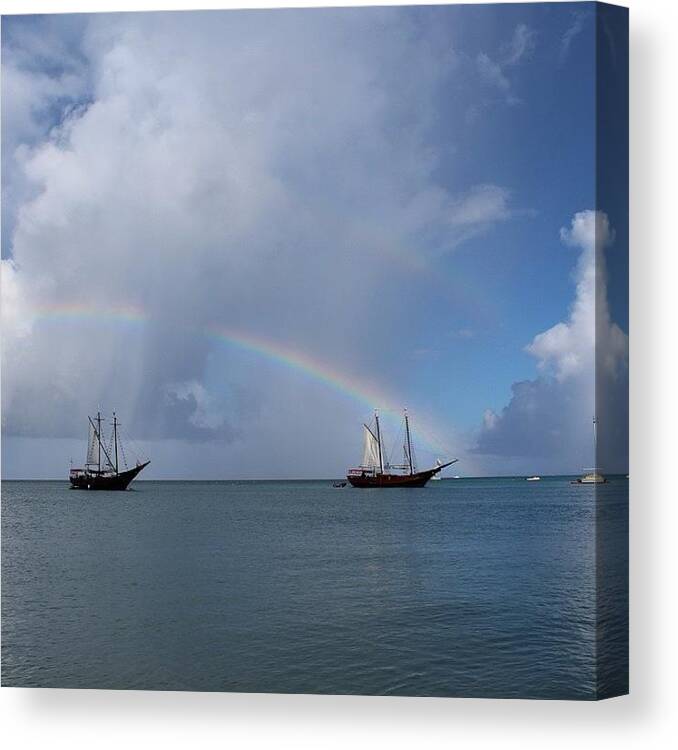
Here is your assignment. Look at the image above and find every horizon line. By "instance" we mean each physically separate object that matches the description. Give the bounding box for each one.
[2,473,630,482]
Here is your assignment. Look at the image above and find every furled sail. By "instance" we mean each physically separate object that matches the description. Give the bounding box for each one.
[362,425,381,468]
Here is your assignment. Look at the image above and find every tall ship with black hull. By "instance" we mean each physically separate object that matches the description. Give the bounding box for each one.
[347,409,457,488]
[69,412,150,490]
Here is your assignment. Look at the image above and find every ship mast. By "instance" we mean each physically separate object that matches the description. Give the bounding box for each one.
[374,410,384,474]
[97,411,102,473]
[113,412,119,475]
[404,408,414,475]
[88,414,115,474]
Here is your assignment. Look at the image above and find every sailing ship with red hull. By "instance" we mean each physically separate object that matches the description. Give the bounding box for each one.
[347,409,457,488]
[69,412,150,491]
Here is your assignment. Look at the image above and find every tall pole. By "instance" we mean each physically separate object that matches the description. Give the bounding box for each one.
[88,415,115,472]
[97,411,102,473]
[374,410,384,474]
[113,413,119,475]
[593,415,598,467]
[404,408,414,475]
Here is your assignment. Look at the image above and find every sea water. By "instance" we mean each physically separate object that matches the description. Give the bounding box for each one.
[1,477,628,698]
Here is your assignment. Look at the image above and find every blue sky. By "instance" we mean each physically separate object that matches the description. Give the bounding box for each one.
[1,3,628,478]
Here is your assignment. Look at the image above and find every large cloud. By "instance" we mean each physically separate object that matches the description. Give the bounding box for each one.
[0,15,91,252]
[475,210,628,473]
[2,9,514,452]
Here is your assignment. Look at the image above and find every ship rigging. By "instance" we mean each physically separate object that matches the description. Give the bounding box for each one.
[69,411,150,490]
[346,409,457,488]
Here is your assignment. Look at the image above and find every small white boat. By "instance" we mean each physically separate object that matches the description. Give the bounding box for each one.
[574,470,606,484]
[526,476,541,482]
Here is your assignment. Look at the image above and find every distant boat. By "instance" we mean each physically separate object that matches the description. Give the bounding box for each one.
[332,481,347,488]
[574,470,607,485]
[69,412,150,491]
[526,476,541,482]
[346,409,457,488]
[574,416,606,484]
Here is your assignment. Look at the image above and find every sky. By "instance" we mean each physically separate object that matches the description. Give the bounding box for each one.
[1,2,628,479]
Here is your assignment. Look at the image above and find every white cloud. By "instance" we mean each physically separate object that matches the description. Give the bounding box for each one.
[1,16,90,251]
[482,408,498,431]
[1,10,515,453]
[453,328,475,340]
[477,52,511,94]
[476,23,536,106]
[165,381,225,431]
[503,24,536,66]
[444,184,513,249]
[475,210,628,473]
[448,184,511,227]
[527,210,627,381]
[560,11,590,63]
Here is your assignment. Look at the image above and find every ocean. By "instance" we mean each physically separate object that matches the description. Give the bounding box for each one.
[1,477,628,699]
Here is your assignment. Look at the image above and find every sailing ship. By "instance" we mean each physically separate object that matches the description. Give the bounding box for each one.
[346,409,457,488]
[573,416,606,484]
[69,412,150,490]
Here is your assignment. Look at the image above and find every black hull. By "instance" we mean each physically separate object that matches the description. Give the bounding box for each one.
[70,461,150,491]
[347,467,439,488]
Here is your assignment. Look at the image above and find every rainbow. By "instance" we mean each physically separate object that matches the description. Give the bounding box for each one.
[30,302,453,455]
[33,302,147,325]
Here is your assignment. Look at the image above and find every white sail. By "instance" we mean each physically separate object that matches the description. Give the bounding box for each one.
[362,425,381,468]
[85,422,99,466]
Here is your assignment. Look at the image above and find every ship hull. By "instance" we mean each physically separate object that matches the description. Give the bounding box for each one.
[347,467,439,488]
[69,461,150,491]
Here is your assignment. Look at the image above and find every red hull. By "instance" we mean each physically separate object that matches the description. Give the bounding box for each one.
[347,468,439,488]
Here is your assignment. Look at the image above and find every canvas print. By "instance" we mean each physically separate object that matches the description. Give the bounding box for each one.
[1,2,628,699]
